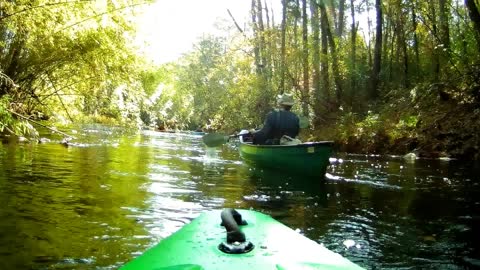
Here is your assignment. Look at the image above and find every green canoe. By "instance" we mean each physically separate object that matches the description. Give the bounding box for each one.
[239,141,334,176]
[121,209,364,270]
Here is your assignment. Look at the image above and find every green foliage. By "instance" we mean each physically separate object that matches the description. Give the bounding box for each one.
[1,0,478,159]
[0,0,153,129]
[140,67,170,96]
[356,112,381,136]
[0,96,14,133]
[141,35,264,132]
[0,95,38,138]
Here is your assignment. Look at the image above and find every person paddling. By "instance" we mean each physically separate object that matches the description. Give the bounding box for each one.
[250,93,300,145]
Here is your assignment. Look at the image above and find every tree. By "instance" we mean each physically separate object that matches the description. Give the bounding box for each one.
[320,0,342,104]
[465,0,480,52]
[0,0,154,133]
[370,0,383,99]
[301,0,310,116]
[320,0,330,104]
[350,0,357,106]
[411,0,420,79]
[280,0,288,93]
[310,0,321,123]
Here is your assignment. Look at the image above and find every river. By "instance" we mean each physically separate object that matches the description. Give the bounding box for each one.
[0,127,479,269]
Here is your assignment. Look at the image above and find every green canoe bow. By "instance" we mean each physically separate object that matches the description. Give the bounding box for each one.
[239,141,334,176]
[121,209,364,270]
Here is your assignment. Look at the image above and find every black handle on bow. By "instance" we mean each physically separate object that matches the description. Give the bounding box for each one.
[218,208,254,254]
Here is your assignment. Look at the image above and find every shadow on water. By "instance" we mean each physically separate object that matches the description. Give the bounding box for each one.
[244,166,328,201]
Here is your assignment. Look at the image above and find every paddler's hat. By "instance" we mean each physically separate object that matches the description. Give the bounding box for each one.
[277,93,295,106]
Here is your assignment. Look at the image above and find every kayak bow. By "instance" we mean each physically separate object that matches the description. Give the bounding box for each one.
[121,209,364,270]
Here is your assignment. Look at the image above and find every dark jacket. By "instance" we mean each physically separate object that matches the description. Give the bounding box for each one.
[253,109,300,145]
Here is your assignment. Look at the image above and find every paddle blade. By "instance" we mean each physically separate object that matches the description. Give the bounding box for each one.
[202,133,229,147]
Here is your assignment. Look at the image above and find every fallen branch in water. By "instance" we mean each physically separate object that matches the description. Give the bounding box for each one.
[7,109,76,139]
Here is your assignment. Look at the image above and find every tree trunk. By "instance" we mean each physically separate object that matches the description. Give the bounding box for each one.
[401,31,409,89]
[256,0,267,74]
[310,0,321,119]
[251,0,271,117]
[389,27,396,84]
[329,0,338,34]
[439,0,450,51]
[395,23,409,88]
[382,6,390,76]
[411,0,420,78]
[439,0,451,78]
[280,0,287,93]
[457,0,468,67]
[263,0,273,78]
[337,0,346,37]
[370,0,383,99]
[429,1,440,81]
[465,0,480,53]
[321,1,343,105]
[320,0,330,101]
[293,0,300,81]
[251,0,262,76]
[301,0,309,116]
[264,0,271,29]
[330,0,345,38]
[350,0,357,106]
[366,0,372,67]
[395,2,409,89]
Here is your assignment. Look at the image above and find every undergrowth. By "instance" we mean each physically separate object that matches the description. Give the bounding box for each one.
[311,78,479,159]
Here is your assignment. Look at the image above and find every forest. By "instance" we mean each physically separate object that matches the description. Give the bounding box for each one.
[1,0,479,159]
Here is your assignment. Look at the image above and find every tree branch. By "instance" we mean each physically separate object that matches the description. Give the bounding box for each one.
[227,9,245,35]
[0,0,94,22]
[8,109,76,139]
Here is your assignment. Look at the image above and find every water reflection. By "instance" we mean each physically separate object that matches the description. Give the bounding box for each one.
[0,129,479,269]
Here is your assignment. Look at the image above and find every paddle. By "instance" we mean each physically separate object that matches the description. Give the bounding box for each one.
[202,133,240,147]
[203,114,307,147]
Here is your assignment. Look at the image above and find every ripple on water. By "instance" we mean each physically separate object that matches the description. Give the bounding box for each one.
[325,173,402,190]
[1,128,478,270]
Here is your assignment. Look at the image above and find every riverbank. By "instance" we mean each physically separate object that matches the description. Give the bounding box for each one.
[310,81,480,160]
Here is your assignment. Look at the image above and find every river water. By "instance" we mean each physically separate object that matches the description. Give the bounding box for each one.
[0,127,479,269]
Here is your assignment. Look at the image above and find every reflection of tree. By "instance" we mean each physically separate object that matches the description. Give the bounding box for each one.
[2,130,478,269]
[0,132,155,269]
